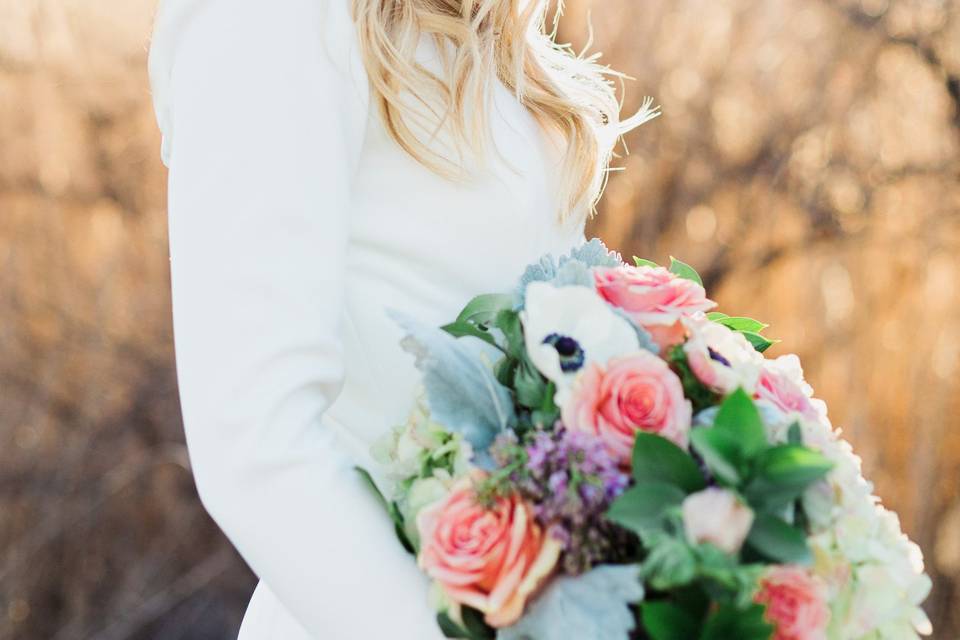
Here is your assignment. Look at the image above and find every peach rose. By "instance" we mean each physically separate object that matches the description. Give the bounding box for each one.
[594,266,716,350]
[416,475,562,628]
[560,351,692,464]
[755,566,830,640]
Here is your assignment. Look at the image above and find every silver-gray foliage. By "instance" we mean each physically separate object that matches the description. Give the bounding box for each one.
[497,564,644,640]
[391,310,515,465]
[513,238,624,309]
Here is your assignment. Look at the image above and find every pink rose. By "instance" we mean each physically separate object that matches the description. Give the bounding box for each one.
[416,475,562,628]
[755,355,818,420]
[561,351,692,464]
[594,266,716,350]
[755,566,830,640]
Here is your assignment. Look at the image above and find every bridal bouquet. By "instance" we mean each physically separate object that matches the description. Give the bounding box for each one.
[363,240,931,640]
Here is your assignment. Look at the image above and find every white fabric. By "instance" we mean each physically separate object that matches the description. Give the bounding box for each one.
[149,0,588,637]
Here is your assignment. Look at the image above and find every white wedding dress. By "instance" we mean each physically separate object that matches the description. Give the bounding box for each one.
[149,0,607,637]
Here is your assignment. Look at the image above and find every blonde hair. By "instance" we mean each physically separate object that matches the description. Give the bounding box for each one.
[351,0,657,221]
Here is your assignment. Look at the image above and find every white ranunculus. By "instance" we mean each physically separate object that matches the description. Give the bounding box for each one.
[520,282,639,388]
[681,488,754,554]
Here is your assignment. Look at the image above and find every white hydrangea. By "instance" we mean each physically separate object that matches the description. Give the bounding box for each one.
[371,395,475,548]
[755,362,932,638]
[804,426,930,637]
[371,395,473,490]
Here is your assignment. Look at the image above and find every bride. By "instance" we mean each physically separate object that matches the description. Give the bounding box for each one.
[148,0,652,637]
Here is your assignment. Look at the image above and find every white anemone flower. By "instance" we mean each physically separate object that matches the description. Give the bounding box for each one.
[682,314,764,395]
[520,281,639,388]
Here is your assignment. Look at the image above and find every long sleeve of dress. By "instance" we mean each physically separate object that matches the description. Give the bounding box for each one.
[151,0,445,637]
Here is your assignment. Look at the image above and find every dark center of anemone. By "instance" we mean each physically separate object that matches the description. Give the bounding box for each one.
[708,347,732,367]
[543,333,586,372]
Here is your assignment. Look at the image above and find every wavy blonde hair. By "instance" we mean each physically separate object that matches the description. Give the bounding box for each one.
[351,0,657,221]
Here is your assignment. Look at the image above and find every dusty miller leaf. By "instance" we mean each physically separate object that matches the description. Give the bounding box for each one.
[497,565,643,640]
[513,238,623,308]
[563,238,623,268]
[391,311,515,462]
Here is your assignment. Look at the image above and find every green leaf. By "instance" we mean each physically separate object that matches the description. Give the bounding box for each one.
[530,408,559,430]
[714,388,767,459]
[641,601,702,640]
[754,446,833,487]
[744,482,809,515]
[672,586,710,622]
[667,345,720,413]
[441,320,498,347]
[494,357,516,388]
[693,543,740,582]
[669,256,704,287]
[744,445,833,511]
[436,608,494,640]
[690,428,742,486]
[700,603,773,640]
[713,316,769,333]
[514,360,548,408]
[354,466,389,512]
[607,482,686,535]
[706,312,729,321]
[455,293,513,327]
[541,380,556,410]
[742,331,779,353]
[694,547,766,608]
[354,467,414,553]
[787,422,803,445]
[631,432,706,494]
[437,612,466,638]
[530,381,559,429]
[746,512,812,565]
[494,309,525,359]
[641,535,698,590]
[388,501,415,554]
[634,256,660,268]
[461,607,495,640]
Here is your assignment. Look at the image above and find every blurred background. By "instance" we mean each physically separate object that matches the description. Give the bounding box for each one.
[1,0,958,638]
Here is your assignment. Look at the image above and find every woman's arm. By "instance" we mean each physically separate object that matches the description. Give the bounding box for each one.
[155,0,443,636]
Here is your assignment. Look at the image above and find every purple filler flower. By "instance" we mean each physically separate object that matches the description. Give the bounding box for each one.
[491,427,632,575]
